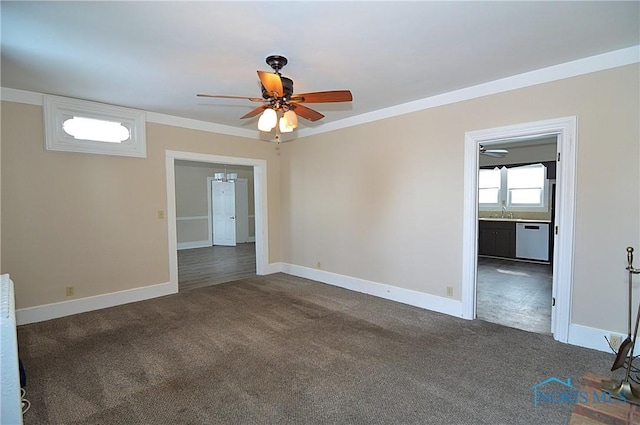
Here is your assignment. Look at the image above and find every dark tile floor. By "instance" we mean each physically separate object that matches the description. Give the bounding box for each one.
[476,256,553,334]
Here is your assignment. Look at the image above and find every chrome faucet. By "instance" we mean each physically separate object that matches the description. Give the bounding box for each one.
[501,204,507,218]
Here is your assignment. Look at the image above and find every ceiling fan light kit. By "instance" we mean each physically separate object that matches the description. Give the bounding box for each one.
[197,55,353,139]
[257,108,277,131]
[283,110,298,128]
[279,116,293,133]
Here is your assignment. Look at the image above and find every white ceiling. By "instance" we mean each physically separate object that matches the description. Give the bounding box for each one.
[2,1,639,138]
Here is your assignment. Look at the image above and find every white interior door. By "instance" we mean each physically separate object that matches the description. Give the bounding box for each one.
[212,181,236,246]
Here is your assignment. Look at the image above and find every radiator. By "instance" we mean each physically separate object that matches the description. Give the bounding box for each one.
[0,274,23,424]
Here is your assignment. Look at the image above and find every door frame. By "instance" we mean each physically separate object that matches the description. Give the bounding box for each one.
[165,151,269,292]
[461,116,577,343]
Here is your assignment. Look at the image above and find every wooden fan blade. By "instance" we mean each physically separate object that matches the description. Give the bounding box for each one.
[257,71,283,97]
[197,94,263,102]
[290,90,353,103]
[240,105,267,119]
[291,104,324,122]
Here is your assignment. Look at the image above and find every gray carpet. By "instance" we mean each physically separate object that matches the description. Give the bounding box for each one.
[17,273,619,424]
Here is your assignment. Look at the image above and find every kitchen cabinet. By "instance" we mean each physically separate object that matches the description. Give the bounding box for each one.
[478,220,516,258]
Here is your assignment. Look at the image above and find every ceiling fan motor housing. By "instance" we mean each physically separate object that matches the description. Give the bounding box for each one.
[262,76,294,100]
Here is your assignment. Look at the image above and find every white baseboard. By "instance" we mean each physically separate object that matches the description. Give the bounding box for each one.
[280,263,463,318]
[177,240,211,250]
[262,262,284,275]
[14,264,619,355]
[567,323,627,354]
[16,281,176,325]
[279,264,624,354]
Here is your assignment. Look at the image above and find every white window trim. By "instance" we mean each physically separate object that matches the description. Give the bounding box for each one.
[44,95,146,158]
[478,168,502,208]
[506,163,548,210]
[507,179,549,210]
[479,164,548,212]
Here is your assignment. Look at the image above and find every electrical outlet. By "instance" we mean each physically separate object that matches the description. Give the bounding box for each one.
[157,210,165,219]
[610,334,622,349]
[316,261,321,269]
[446,286,454,297]
[66,286,75,297]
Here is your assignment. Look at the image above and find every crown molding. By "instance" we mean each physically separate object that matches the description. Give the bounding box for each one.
[0,88,259,140]
[3,45,638,140]
[296,45,640,138]
[1,87,44,105]
[145,111,259,140]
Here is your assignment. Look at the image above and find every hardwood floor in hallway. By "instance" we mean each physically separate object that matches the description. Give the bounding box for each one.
[178,242,256,291]
[476,256,553,334]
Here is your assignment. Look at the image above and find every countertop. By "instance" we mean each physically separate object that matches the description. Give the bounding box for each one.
[479,218,552,223]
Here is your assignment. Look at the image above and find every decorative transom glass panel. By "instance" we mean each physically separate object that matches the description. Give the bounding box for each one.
[44,95,146,158]
[62,116,131,143]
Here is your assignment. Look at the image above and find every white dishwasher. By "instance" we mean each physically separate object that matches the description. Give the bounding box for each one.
[515,222,549,261]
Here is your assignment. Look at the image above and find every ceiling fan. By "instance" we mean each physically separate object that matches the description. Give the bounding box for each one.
[197,55,353,137]
[479,145,509,158]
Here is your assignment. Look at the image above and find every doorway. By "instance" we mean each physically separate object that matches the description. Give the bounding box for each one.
[165,151,269,294]
[475,137,556,334]
[175,164,257,291]
[461,117,577,343]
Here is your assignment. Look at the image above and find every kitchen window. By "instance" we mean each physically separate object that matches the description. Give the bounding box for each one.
[479,163,548,211]
[478,168,502,206]
[507,163,547,207]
